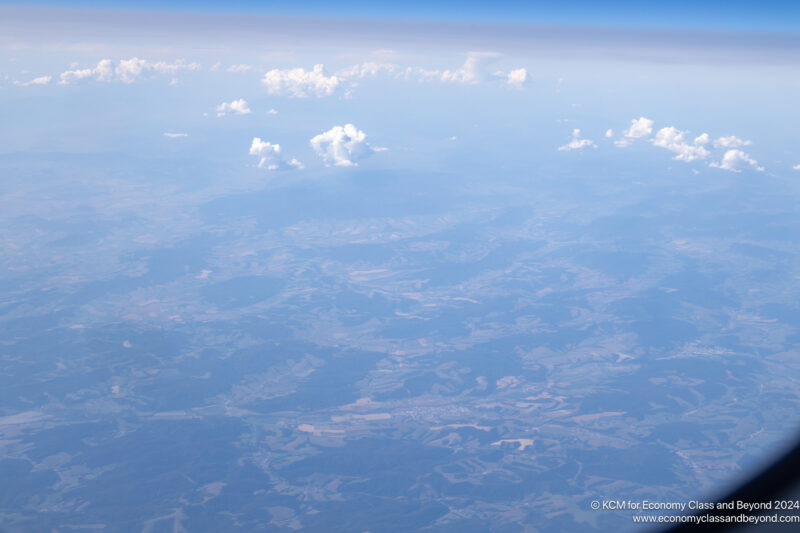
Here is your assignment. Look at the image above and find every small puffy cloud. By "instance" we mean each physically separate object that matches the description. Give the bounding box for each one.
[149,60,200,75]
[249,138,303,171]
[262,64,339,98]
[15,75,51,86]
[615,116,654,146]
[651,126,684,146]
[310,124,382,167]
[59,59,112,84]
[605,118,766,170]
[114,58,199,83]
[401,66,441,82]
[713,135,752,148]
[793,164,800,170]
[94,59,113,81]
[558,129,597,151]
[216,98,251,117]
[710,149,763,172]
[337,62,397,80]
[651,126,710,162]
[622,116,654,140]
[65,68,93,83]
[626,117,654,138]
[116,57,147,83]
[227,64,252,73]
[605,129,614,138]
[267,108,278,115]
[163,132,188,138]
[505,68,528,89]
[441,52,501,84]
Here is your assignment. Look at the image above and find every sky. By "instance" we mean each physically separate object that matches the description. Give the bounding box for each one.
[6,0,800,30]
[0,1,797,231]
[1,2,798,178]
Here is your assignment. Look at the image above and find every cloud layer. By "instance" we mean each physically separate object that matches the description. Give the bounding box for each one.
[58,58,198,84]
[59,59,112,84]
[262,64,339,98]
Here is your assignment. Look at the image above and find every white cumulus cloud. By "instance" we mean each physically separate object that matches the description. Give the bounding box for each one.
[163,132,188,138]
[227,64,252,73]
[713,135,752,148]
[216,99,252,117]
[59,59,112,84]
[505,68,528,89]
[115,58,147,83]
[249,138,303,171]
[441,52,501,84]
[558,129,597,151]
[310,124,383,167]
[605,129,614,138]
[793,164,800,170]
[149,60,200,75]
[694,133,710,145]
[615,117,654,147]
[262,64,339,98]
[401,66,441,82]
[15,75,51,86]
[651,126,710,162]
[93,59,114,81]
[114,58,199,83]
[336,62,397,80]
[710,149,763,172]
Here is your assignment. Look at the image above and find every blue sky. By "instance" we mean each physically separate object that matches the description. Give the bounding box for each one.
[6,0,800,30]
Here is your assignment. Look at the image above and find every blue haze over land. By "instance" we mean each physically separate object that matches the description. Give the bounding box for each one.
[1,3,800,532]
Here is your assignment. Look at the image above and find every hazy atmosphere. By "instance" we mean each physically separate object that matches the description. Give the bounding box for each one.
[1,2,800,531]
